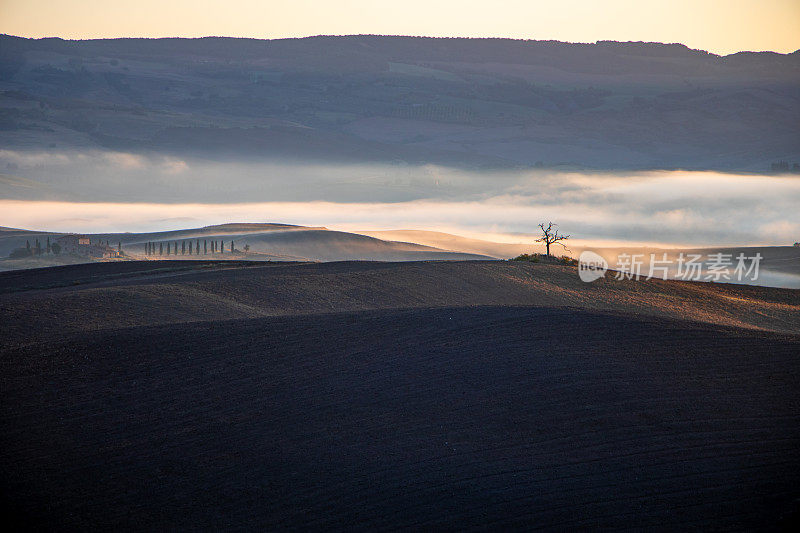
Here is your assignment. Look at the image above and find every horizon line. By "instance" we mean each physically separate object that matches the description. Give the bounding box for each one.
[2,33,798,57]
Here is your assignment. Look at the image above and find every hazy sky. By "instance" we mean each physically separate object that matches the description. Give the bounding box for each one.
[1,0,798,55]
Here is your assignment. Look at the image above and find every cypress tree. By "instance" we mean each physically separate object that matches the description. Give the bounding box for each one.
[181,241,186,255]
[159,242,163,255]
[167,242,171,254]
[26,240,30,250]
[231,240,234,253]
[204,240,207,254]
[174,242,178,255]
[189,241,193,255]
[118,242,121,252]
[46,236,51,254]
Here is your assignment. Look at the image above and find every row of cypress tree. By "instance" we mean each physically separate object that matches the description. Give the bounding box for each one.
[142,240,236,256]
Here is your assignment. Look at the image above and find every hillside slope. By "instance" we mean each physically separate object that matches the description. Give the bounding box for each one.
[1,261,799,529]
[2,34,798,172]
[0,224,492,267]
[2,260,798,340]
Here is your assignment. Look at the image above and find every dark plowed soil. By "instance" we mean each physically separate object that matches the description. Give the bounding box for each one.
[1,262,799,529]
[2,260,799,339]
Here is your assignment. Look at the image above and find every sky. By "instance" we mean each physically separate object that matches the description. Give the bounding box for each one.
[1,0,798,55]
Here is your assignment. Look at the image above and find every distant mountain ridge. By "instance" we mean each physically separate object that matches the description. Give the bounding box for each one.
[1,34,798,171]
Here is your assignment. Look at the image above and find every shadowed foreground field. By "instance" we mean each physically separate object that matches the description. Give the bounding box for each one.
[1,261,799,529]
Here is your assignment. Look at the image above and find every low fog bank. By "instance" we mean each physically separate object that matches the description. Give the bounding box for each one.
[3,195,799,249]
[1,148,799,257]
[1,172,799,247]
[573,246,800,289]
[2,148,800,206]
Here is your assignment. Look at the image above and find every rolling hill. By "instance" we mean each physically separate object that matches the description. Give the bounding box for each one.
[3,223,798,289]
[0,223,493,267]
[1,260,799,529]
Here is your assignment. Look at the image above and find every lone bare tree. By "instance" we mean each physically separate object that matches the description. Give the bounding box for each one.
[536,221,571,256]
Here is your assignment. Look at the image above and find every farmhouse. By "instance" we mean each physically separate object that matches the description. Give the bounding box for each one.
[56,235,121,258]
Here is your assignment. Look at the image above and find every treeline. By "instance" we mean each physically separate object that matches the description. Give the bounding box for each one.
[10,236,60,258]
[142,239,238,256]
[9,237,122,259]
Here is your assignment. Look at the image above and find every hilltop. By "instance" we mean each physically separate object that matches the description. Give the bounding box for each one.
[0,223,494,267]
